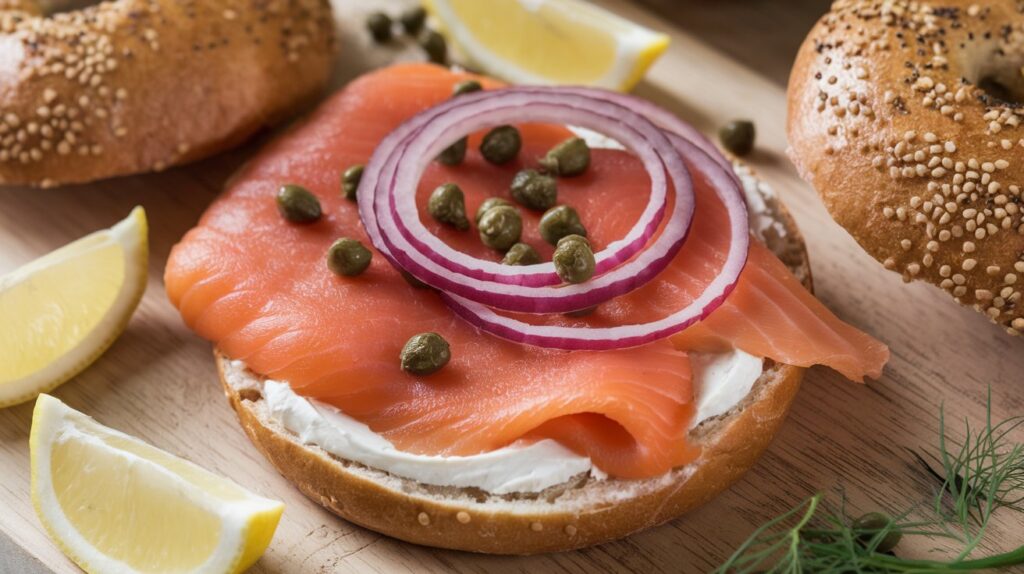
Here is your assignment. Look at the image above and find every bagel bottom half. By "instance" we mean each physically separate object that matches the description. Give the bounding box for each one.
[215,164,811,555]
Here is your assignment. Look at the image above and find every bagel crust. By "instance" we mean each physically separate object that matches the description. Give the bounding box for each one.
[788,0,1024,336]
[220,354,803,555]
[0,0,335,187]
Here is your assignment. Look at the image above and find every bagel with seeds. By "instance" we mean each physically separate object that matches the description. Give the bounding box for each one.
[216,164,811,555]
[787,0,1024,335]
[0,0,335,187]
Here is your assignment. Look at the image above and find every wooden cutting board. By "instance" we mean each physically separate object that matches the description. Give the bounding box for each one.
[2,1,1022,573]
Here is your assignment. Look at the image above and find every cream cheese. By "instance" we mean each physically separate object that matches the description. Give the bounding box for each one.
[252,349,763,495]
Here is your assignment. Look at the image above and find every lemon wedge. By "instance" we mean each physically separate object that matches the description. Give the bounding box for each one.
[424,0,669,91]
[31,394,284,574]
[0,207,148,408]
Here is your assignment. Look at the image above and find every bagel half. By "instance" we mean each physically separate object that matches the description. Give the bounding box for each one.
[0,0,335,187]
[214,163,811,555]
[787,0,1024,336]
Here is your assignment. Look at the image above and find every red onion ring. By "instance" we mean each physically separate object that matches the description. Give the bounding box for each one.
[440,133,750,350]
[359,88,696,314]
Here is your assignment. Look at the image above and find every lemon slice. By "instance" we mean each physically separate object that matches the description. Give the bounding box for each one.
[0,207,148,408]
[31,394,284,574]
[425,0,669,91]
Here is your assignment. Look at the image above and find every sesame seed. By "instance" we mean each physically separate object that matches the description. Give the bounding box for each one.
[962,259,977,271]
[456,511,471,524]
[530,522,544,532]
[417,512,430,526]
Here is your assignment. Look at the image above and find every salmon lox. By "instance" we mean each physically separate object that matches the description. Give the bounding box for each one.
[165,64,888,480]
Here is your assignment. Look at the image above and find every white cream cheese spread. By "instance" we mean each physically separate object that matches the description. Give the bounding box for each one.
[247,349,763,495]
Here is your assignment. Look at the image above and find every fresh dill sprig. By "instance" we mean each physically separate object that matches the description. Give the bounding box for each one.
[715,390,1024,573]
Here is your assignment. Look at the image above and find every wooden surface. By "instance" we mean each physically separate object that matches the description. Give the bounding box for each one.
[2,1,1023,573]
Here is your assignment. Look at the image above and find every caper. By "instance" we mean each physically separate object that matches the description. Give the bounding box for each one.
[366,12,393,43]
[400,332,450,376]
[502,242,541,266]
[509,169,557,211]
[552,235,595,284]
[437,136,467,165]
[452,80,482,97]
[479,125,521,165]
[852,512,902,553]
[427,183,469,230]
[538,205,586,245]
[719,119,756,156]
[475,197,512,224]
[400,268,430,289]
[399,5,427,35]
[326,238,372,277]
[341,164,363,202]
[477,204,522,251]
[276,184,321,223]
[539,137,590,177]
[419,29,447,64]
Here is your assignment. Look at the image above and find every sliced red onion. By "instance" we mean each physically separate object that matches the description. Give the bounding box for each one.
[359,88,696,314]
[440,133,750,350]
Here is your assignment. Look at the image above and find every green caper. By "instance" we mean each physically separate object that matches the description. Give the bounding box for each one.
[427,183,469,230]
[475,197,512,224]
[419,29,447,64]
[719,119,756,156]
[853,512,902,553]
[502,242,541,266]
[326,238,372,277]
[477,204,522,251]
[400,269,430,289]
[452,80,482,97]
[539,137,590,177]
[400,332,450,376]
[437,136,467,165]
[538,205,586,245]
[509,169,557,211]
[276,184,321,223]
[366,12,393,43]
[479,125,521,165]
[552,235,595,284]
[399,5,427,35]
[341,164,364,202]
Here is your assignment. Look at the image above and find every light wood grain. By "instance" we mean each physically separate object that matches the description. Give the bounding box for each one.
[2,1,1023,573]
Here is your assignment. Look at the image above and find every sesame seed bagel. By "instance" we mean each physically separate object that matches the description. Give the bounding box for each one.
[788,0,1024,336]
[214,165,810,555]
[0,0,335,187]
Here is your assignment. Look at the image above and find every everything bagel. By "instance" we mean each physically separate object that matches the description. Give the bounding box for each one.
[788,0,1024,335]
[0,0,335,187]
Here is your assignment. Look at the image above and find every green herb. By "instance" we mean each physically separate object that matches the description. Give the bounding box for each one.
[716,390,1024,573]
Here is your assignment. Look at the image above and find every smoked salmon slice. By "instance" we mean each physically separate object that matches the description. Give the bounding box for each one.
[165,64,888,480]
